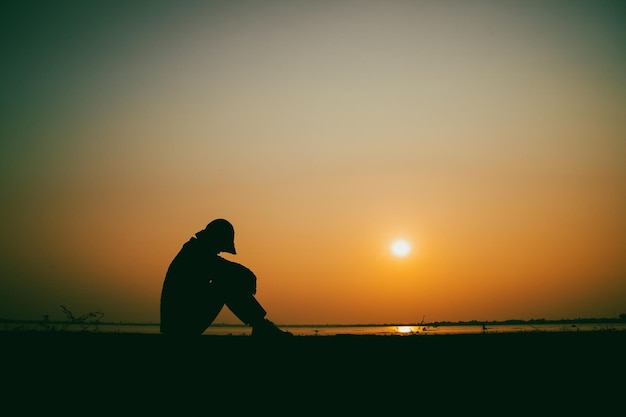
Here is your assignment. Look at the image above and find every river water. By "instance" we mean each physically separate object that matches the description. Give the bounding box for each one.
[7,321,624,336]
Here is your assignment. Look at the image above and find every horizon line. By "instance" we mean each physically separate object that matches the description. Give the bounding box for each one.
[2,316,625,327]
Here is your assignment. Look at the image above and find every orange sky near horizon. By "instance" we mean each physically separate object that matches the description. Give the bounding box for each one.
[1,1,625,325]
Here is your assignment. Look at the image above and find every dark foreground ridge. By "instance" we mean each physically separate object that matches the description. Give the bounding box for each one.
[3,329,624,413]
[3,328,625,364]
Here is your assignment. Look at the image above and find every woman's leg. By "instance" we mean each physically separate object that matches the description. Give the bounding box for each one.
[224,292,267,326]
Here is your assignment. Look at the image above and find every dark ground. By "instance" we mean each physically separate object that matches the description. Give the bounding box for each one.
[2,330,623,414]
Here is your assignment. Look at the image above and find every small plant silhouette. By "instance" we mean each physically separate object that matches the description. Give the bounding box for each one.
[59,305,104,332]
[37,305,105,332]
[38,314,54,332]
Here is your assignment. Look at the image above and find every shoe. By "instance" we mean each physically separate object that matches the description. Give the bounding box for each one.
[252,319,294,337]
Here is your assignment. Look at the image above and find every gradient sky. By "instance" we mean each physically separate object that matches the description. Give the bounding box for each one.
[1,0,625,325]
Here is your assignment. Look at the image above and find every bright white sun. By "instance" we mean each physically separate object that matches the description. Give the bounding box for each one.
[390,239,411,257]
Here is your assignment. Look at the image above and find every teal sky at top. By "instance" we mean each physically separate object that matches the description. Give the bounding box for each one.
[3,1,624,168]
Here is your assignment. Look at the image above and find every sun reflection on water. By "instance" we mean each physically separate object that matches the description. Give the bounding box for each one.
[396,326,415,334]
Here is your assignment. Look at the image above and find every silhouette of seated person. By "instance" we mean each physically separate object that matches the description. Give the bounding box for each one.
[160,218,292,337]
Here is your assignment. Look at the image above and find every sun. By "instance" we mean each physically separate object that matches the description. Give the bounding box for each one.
[390,239,411,257]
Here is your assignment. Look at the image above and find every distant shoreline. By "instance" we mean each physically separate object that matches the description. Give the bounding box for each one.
[2,327,625,337]
[2,316,625,327]
[3,317,626,338]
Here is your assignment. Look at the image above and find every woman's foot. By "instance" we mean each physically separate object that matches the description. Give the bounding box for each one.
[251,319,294,337]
